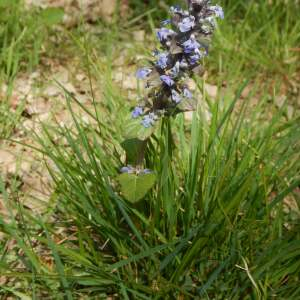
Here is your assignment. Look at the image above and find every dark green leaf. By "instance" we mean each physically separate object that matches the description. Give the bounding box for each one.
[121,138,147,165]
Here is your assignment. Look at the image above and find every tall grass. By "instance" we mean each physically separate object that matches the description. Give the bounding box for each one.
[1,76,299,298]
[209,0,300,81]
[0,0,64,139]
[0,0,41,79]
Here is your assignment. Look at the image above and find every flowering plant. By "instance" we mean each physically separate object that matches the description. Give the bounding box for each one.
[118,0,223,202]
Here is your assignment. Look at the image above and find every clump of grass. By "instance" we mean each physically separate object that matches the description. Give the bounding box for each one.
[209,0,300,82]
[0,0,65,139]
[0,0,64,80]
[0,79,25,139]
[0,102,23,140]
[1,76,299,298]
[0,0,39,79]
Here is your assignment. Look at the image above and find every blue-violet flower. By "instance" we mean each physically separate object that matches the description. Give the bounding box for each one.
[169,62,180,78]
[210,5,224,19]
[171,90,182,103]
[157,28,175,42]
[182,36,201,54]
[142,169,153,174]
[141,113,156,128]
[183,88,193,99]
[156,52,169,69]
[120,166,134,174]
[136,68,152,79]
[178,16,195,32]
[132,106,143,119]
[160,75,174,87]
[161,19,171,26]
[189,53,201,65]
[170,5,183,14]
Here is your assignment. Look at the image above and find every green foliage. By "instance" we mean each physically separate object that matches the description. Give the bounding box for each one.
[128,0,179,20]
[0,80,24,139]
[39,7,64,26]
[118,172,156,203]
[1,79,297,298]
[210,0,300,80]
[0,0,64,79]
[124,118,157,140]
[121,138,146,165]
[0,1,64,139]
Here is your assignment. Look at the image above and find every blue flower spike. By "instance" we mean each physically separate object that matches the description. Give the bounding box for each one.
[120,2,224,202]
[131,1,223,128]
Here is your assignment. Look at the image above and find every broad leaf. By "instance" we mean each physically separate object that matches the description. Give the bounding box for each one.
[124,118,156,141]
[121,138,146,165]
[117,173,156,203]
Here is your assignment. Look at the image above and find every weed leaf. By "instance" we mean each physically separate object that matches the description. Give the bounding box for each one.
[118,173,156,203]
[121,138,147,165]
[124,118,156,141]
